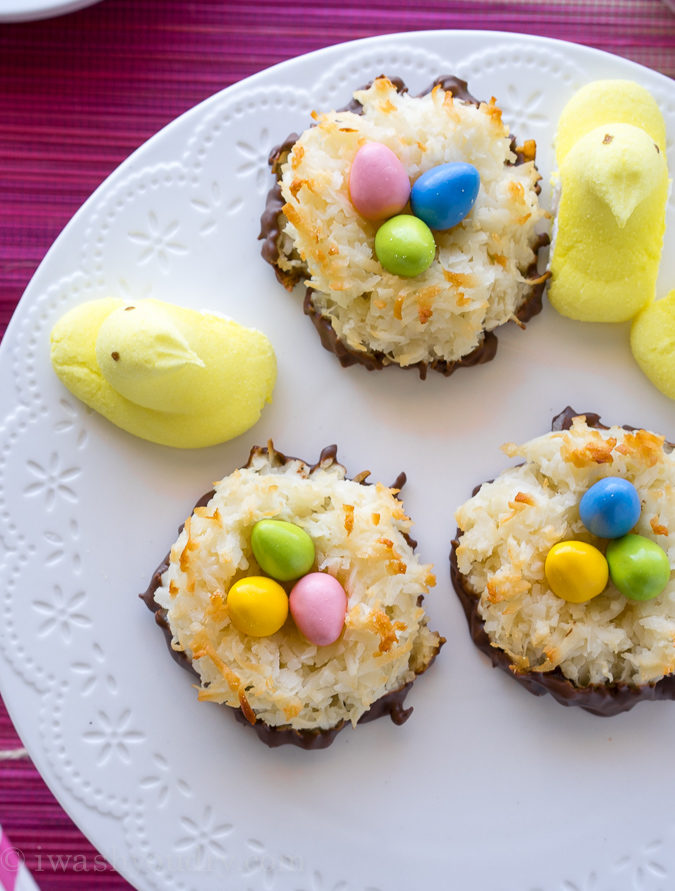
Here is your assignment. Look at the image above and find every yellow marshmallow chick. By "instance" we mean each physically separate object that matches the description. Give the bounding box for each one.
[50,298,276,448]
[631,289,675,400]
[554,79,667,166]
[548,122,668,322]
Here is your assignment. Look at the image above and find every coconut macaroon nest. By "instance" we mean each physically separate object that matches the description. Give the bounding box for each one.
[259,75,549,377]
[142,443,443,748]
[451,407,675,716]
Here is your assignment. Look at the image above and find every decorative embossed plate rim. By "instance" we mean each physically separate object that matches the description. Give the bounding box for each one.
[0,31,674,891]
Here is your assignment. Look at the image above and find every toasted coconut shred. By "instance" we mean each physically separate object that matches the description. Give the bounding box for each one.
[455,415,675,688]
[153,447,441,731]
[275,77,548,367]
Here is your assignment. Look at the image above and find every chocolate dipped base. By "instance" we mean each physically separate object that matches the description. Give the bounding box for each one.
[450,407,675,717]
[141,443,443,749]
[259,75,550,380]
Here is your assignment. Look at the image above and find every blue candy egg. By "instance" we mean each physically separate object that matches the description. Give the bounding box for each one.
[410,162,480,231]
[579,477,641,539]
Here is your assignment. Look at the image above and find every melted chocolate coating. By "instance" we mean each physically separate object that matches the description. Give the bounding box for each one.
[258,75,550,379]
[450,406,675,717]
[302,288,499,381]
[141,443,443,748]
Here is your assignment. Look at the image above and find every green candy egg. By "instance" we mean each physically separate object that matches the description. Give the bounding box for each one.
[250,519,315,582]
[374,214,436,278]
[606,533,671,601]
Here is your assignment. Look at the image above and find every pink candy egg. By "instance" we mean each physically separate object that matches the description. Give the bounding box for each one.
[349,142,410,221]
[289,572,347,646]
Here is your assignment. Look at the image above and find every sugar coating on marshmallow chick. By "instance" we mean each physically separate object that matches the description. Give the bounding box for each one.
[50,298,276,448]
[554,79,667,165]
[631,289,675,400]
[548,81,669,323]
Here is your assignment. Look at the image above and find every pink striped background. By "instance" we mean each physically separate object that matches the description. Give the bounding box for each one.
[0,0,673,887]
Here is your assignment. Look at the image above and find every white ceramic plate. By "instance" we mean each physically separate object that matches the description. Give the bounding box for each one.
[1,31,674,891]
[0,0,100,23]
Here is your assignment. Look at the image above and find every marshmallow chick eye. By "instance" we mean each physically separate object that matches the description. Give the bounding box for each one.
[50,297,276,448]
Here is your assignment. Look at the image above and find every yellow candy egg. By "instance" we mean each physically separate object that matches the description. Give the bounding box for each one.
[544,541,609,603]
[226,576,289,637]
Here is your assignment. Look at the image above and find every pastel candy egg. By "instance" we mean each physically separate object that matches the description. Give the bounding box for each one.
[374,214,436,278]
[251,519,315,581]
[227,576,289,637]
[606,533,671,601]
[289,572,347,646]
[349,142,411,221]
[545,540,609,603]
[410,162,480,230]
[579,477,641,539]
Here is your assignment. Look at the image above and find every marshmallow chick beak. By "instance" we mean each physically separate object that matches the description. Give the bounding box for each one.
[50,297,277,448]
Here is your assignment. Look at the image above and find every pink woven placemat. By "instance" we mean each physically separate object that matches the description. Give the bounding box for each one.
[0,1,673,887]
